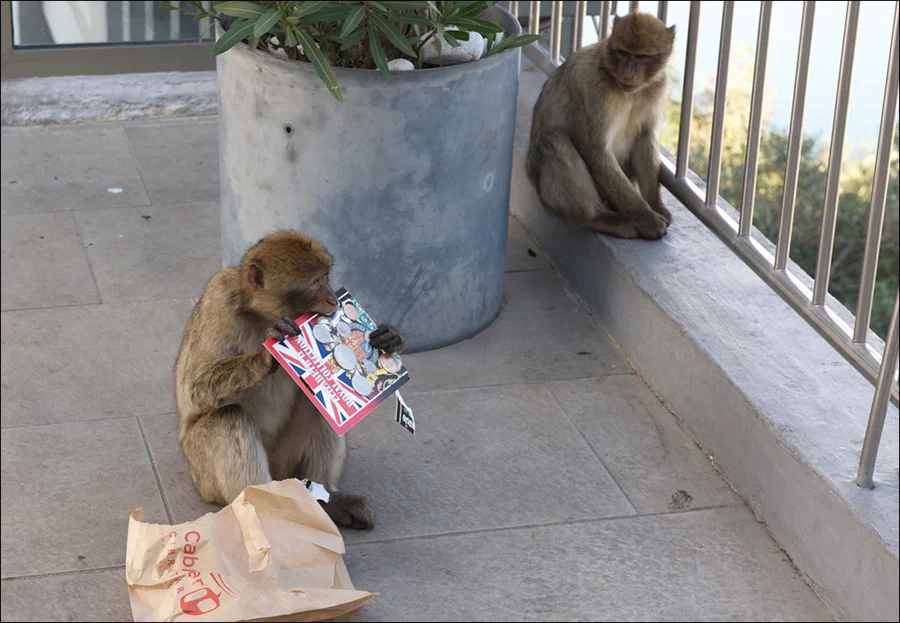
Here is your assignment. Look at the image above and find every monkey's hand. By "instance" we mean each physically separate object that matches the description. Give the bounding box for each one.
[632,207,669,240]
[266,317,302,373]
[369,323,406,354]
[269,316,302,342]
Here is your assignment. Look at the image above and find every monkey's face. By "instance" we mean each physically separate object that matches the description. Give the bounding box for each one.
[288,275,339,316]
[606,14,675,93]
[242,230,339,320]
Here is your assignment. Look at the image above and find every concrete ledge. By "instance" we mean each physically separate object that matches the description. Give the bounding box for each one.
[1,71,217,126]
[509,152,899,621]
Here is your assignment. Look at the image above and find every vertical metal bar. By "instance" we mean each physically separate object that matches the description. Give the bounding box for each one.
[738,1,773,237]
[658,0,668,23]
[573,0,587,51]
[509,1,519,20]
[854,2,900,343]
[199,1,212,41]
[857,291,900,488]
[169,0,180,40]
[629,0,639,11]
[529,1,540,35]
[144,1,154,41]
[549,1,562,62]
[705,1,735,208]
[812,1,860,306]
[122,0,131,42]
[599,0,611,41]
[675,1,701,178]
[775,1,816,270]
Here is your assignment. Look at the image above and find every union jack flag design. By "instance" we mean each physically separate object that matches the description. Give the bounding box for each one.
[264,289,409,437]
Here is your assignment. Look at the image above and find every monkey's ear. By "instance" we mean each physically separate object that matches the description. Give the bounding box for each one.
[613,15,620,29]
[247,260,265,291]
[666,24,676,41]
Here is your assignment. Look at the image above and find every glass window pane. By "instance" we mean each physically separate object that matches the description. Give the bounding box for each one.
[11,1,214,47]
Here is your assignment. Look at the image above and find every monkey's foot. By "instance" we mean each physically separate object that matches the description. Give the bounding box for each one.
[632,210,669,240]
[369,323,406,354]
[321,492,375,530]
[651,201,674,225]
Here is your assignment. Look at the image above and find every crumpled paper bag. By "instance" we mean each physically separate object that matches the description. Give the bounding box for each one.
[125,479,375,622]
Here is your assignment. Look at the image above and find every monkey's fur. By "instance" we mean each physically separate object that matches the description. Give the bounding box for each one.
[527,12,676,239]
[175,230,405,530]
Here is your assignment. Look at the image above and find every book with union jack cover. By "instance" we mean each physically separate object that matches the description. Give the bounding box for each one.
[264,288,409,437]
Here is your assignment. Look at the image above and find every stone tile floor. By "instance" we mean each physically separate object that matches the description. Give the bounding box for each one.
[0,119,832,621]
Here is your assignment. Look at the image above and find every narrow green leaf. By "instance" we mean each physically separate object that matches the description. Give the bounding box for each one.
[294,29,343,102]
[285,24,297,47]
[213,1,266,19]
[366,1,389,12]
[368,22,391,75]
[211,17,257,56]
[484,33,539,56]
[300,3,353,23]
[448,16,503,34]
[433,30,442,53]
[295,1,331,18]
[455,1,488,19]
[159,2,182,11]
[198,19,216,41]
[444,32,461,47]
[391,11,431,25]
[447,29,468,40]
[248,33,260,50]
[341,5,367,37]
[378,1,428,8]
[417,42,426,66]
[339,29,366,50]
[253,7,281,37]
[370,11,416,57]
[426,1,441,17]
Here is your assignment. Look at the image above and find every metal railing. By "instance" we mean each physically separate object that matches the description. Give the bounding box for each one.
[510,0,900,488]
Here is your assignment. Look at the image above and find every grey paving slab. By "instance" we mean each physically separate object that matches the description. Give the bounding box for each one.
[339,506,832,622]
[548,375,741,514]
[0,127,149,214]
[340,382,635,543]
[139,412,220,525]
[1,212,99,311]
[124,122,219,205]
[75,202,220,303]
[505,216,549,272]
[1,569,132,623]
[402,270,629,391]
[0,418,168,578]
[0,298,194,428]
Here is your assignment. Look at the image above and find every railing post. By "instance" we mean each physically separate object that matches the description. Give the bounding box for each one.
[675,1,701,179]
[857,291,900,488]
[738,1,772,238]
[705,1,735,208]
[812,1,860,306]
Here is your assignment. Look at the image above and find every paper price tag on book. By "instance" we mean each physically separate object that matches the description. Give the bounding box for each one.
[265,288,415,437]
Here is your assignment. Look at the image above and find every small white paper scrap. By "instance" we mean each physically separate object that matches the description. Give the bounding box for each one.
[300,478,330,503]
[394,391,415,435]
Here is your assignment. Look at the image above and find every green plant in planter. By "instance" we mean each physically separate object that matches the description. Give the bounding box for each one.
[162,1,538,102]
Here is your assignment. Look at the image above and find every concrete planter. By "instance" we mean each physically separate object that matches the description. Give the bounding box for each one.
[217,7,522,352]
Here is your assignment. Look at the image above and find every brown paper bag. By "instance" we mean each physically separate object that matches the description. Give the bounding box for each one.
[125,479,375,622]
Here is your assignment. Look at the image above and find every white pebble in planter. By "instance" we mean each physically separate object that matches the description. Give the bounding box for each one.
[421,27,485,66]
[387,58,415,72]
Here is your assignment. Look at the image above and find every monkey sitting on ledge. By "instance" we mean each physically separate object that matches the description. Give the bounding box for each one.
[527,11,676,240]
[175,230,405,530]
